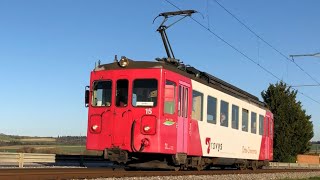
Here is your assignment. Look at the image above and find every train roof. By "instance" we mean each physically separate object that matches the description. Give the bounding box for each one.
[95,57,267,108]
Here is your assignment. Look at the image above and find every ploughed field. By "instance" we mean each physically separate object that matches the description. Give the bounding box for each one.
[0,133,100,155]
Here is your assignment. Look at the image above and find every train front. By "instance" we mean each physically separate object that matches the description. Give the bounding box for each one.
[85,57,163,163]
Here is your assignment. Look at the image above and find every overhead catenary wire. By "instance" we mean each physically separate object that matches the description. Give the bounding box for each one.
[212,0,320,87]
[163,0,320,105]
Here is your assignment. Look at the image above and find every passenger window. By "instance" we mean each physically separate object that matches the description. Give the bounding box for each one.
[251,112,257,134]
[92,81,112,107]
[232,105,239,129]
[164,80,176,114]
[116,79,128,107]
[207,96,217,124]
[192,90,203,121]
[259,115,264,135]
[132,79,158,107]
[220,100,229,127]
[242,109,249,132]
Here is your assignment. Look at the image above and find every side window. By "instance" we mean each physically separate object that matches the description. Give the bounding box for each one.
[164,80,176,114]
[259,115,264,135]
[207,96,217,124]
[251,112,257,134]
[184,88,188,118]
[242,109,249,132]
[192,90,203,121]
[220,100,229,127]
[116,79,128,107]
[92,81,112,107]
[232,105,239,129]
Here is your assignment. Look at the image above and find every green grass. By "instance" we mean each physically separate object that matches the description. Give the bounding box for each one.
[311,144,320,150]
[281,177,320,180]
[0,145,101,155]
[308,178,320,180]
[308,144,320,154]
[0,134,93,155]
[57,145,86,154]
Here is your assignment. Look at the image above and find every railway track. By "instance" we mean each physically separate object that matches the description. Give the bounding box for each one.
[1,168,320,180]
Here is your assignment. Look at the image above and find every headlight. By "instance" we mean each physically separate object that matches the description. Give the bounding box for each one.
[119,57,129,67]
[143,126,151,132]
[91,125,99,131]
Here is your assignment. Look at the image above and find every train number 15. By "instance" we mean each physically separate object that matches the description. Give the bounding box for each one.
[145,108,152,114]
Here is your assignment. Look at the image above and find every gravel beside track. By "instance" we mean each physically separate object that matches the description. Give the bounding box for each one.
[96,171,320,180]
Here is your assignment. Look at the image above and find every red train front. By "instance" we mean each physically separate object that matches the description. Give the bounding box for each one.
[85,57,273,170]
[85,57,183,164]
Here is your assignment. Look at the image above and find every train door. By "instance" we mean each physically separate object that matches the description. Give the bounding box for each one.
[111,78,132,147]
[177,81,190,153]
[265,116,270,160]
[269,117,274,160]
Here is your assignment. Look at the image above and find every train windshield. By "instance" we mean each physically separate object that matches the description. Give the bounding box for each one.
[92,81,112,107]
[132,79,158,107]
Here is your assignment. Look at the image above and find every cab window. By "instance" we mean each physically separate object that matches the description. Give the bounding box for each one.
[132,79,158,107]
[92,81,112,107]
[116,79,128,107]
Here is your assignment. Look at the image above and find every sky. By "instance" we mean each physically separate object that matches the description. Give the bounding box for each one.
[0,0,319,140]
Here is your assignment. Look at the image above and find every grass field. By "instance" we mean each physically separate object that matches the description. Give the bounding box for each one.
[19,138,56,142]
[308,144,320,154]
[0,134,95,155]
[0,145,88,154]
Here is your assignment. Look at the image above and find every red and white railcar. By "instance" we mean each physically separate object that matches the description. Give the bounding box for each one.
[85,57,273,170]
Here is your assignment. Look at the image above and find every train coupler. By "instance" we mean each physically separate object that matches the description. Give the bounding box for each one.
[104,148,128,163]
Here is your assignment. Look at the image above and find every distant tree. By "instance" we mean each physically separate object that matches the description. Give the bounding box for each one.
[261,81,314,162]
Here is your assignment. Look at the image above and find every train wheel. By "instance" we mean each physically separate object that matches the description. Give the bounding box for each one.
[174,166,180,171]
[237,160,248,170]
[239,165,247,170]
[196,165,204,171]
[251,161,258,170]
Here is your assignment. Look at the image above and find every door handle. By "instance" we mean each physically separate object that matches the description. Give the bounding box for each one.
[122,109,132,117]
[101,109,111,117]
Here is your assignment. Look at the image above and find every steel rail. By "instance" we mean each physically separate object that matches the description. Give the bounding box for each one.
[0,168,320,180]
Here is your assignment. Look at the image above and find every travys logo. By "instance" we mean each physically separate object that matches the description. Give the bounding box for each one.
[205,137,223,154]
[163,118,175,126]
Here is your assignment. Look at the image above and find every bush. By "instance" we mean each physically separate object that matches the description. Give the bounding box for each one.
[17,146,63,154]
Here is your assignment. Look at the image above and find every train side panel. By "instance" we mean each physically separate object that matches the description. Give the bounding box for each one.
[189,80,272,160]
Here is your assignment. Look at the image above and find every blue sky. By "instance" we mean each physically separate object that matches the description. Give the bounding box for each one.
[0,0,319,140]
